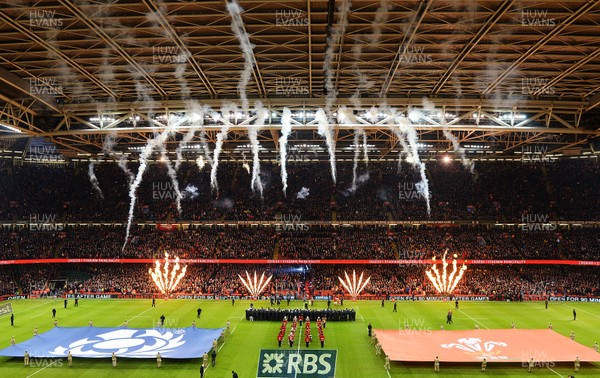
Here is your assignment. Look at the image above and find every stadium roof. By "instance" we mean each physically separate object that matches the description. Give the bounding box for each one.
[0,0,599,160]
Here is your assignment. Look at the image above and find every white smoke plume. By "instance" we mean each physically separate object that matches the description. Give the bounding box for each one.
[159,147,183,214]
[188,100,214,167]
[213,197,234,210]
[296,187,310,199]
[249,101,268,198]
[384,105,431,215]
[337,106,363,191]
[226,0,255,114]
[324,0,352,115]
[197,155,206,170]
[421,97,474,173]
[175,127,195,171]
[103,133,134,185]
[182,184,199,199]
[367,0,392,45]
[175,102,210,171]
[316,108,337,184]
[362,129,369,164]
[123,115,178,251]
[400,116,431,215]
[88,163,104,199]
[351,131,361,192]
[279,107,293,196]
[210,103,238,193]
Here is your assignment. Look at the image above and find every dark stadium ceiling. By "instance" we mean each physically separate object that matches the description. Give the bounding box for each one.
[0,0,600,161]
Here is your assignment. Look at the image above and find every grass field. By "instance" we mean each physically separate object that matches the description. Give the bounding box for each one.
[0,298,599,377]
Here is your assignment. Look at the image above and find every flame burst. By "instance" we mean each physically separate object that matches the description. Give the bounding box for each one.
[238,271,273,297]
[149,252,188,295]
[425,250,467,294]
[338,270,371,299]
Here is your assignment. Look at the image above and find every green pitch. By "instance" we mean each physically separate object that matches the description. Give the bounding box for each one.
[0,298,599,377]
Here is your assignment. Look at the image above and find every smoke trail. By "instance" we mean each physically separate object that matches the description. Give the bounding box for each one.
[196,155,206,170]
[249,101,268,198]
[226,0,255,114]
[123,116,178,250]
[351,131,360,192]
[187,100,214,168]
[210,103,238,192]
[176,101,208,171]
[421,98,474,173]
[441,126,474,173]
[158,143,183,214]
[367,0,392,45]
[88,163,104,199]
[182,184,199,199]
[362,129,369,165]
[279,107,293,196]
[316,108,337,184]
[175,127,195,172]
[337,105,363,192]
[384,105,431,215]
[400,116,431,215]
[296,187,310,199]
[324,0,352,115]
[103,133,134,185]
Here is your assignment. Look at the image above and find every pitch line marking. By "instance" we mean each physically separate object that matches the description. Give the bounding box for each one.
[457,309,489,329]
[570,305,600,319]
[546,366,564,377]
[26,358,60,378]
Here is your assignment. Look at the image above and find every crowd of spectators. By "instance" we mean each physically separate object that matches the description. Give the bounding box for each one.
[1,263,597,300]
[0,225,597,261]
[1,159,599,222]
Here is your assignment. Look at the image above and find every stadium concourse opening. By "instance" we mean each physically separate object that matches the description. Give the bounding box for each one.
[376,329,600,363]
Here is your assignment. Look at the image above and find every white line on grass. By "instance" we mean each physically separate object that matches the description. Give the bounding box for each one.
[128,304,157,323]
[19,300,55,313]
[546,366,564,377]
[353,305,365,322]
[385,368,392,378]
[457,309,489,329]
[570,305,600,319]
[26,358,60,378]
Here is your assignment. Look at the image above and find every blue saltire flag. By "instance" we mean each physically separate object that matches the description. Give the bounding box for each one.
[0,327,223,358]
